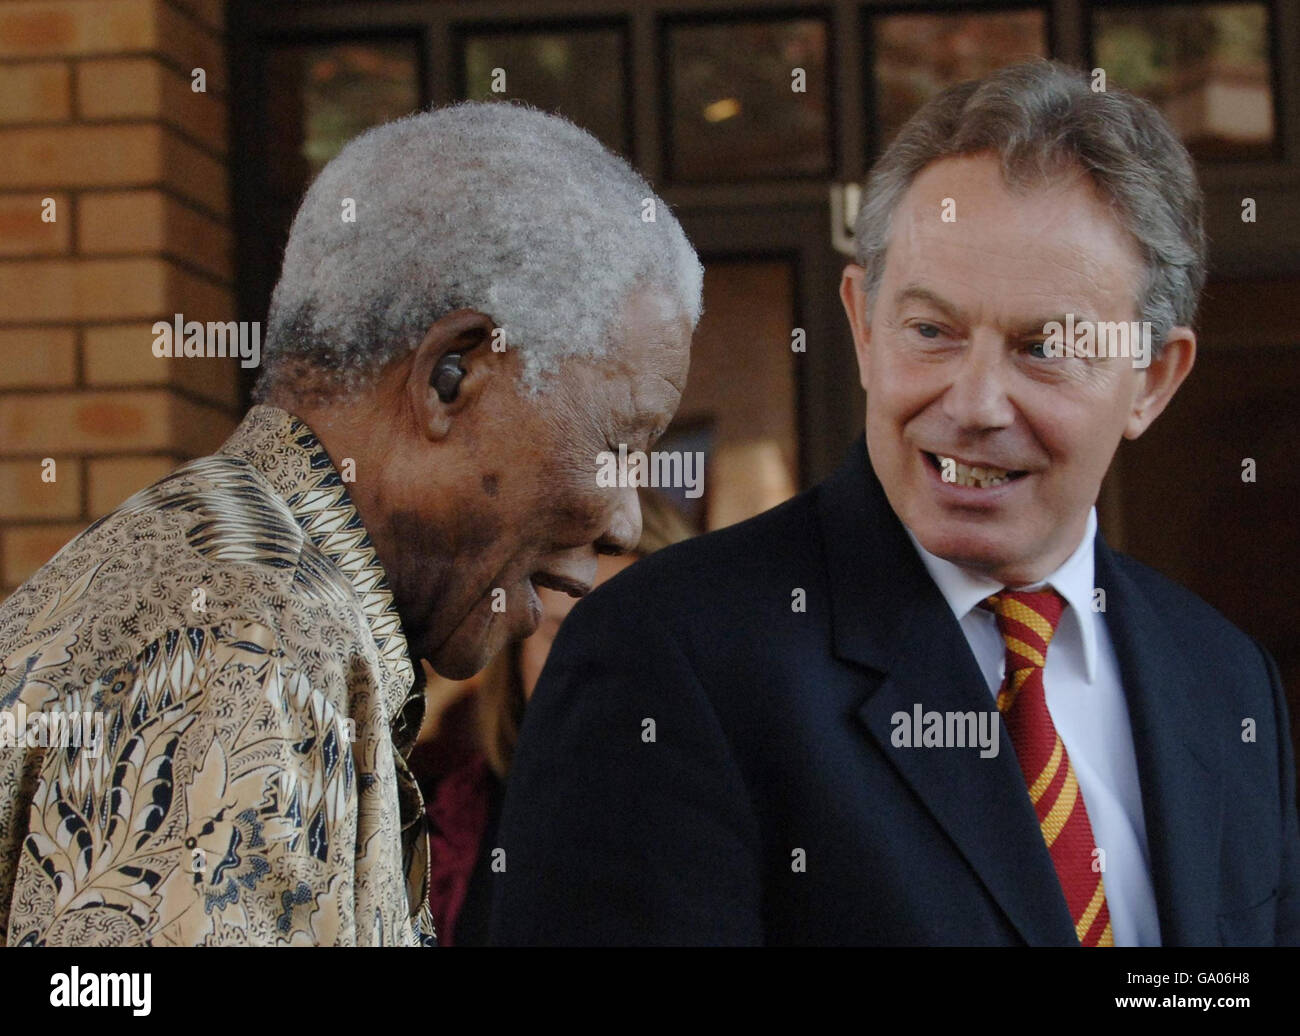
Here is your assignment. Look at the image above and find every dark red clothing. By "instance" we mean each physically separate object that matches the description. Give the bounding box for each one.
[425,753,493,946]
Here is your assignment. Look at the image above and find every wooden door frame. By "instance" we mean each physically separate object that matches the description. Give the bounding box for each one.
[676,203,863,487]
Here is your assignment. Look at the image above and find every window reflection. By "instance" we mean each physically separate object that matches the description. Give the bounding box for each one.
[667,18,831,181]
[460,27,628,155]
[871,9,1048,151]
[1093,2,1275,161]
[670,259,800,529]
[265,40,422,199]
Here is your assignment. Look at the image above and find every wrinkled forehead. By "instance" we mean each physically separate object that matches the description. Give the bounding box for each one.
[884,154,1144,318]
[611,288,693,394]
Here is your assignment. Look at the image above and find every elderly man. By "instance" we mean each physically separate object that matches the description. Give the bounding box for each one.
[492,61,1300,946]
[0,103,699,946]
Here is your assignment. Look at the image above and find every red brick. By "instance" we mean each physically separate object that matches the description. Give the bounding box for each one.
[77,57,226,151]
[162,130,228,216]
[78,189,233,281]
[155,1,225,94]
[0,257,162,322]
[0,124,162,188]
[0,458,82,520]
[1,522,87,586]
[0,1,154,59]
[0,256,234,323]
[0,388,234,457]
[168,392,235,455]
[0,327,77,388]
[87,454,177,516]
[0,192,70,255]
[0,62,71,123]
[83,321,240,409]
[0,124,227,218]
[0,390,172,454]
[169,0,224,33]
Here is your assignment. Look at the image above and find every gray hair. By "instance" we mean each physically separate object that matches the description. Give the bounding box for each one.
[256,102,702,399]
[854,60,1206,348]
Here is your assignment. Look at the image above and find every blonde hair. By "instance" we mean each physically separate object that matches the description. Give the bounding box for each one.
[477,488,695,777]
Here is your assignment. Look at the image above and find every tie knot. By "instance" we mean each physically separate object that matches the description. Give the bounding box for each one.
[982,588,1066,673]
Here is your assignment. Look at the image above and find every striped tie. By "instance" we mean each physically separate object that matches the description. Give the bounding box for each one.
[984,588,1113,947]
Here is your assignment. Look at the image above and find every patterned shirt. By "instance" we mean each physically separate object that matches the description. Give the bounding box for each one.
[0,405,435,946]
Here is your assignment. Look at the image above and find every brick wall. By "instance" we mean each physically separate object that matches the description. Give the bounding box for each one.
[0,0,237,597]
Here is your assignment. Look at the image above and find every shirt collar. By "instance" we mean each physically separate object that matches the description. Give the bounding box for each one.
[219,405,417,723]
[905,508,1099,682]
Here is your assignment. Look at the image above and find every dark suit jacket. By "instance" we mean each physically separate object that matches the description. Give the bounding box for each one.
[490,438,1300,945]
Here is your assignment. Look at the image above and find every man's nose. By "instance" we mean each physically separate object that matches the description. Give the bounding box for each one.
[598,486,642,556]
[942,333,1017,432]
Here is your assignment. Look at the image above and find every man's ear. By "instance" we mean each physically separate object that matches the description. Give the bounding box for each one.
[840,264,873,391]
[1123,326,1196,440]
[407,309,499,441]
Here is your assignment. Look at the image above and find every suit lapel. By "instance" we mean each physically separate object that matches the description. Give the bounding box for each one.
[1096,543,1223,945]
[817,440,1079,945]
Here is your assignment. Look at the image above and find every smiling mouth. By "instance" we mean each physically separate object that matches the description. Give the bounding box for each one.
[924,451,1030,489]
[530,572,592,599]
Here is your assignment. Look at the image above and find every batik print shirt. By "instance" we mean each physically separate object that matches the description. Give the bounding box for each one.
[0,405,435,946]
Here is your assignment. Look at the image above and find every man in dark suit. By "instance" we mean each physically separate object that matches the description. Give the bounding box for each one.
[489,61,1300,946]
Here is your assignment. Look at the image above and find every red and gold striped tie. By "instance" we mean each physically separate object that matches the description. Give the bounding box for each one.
[984,588,1113,947]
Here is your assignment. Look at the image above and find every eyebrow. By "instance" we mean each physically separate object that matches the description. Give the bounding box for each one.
[892,284,1083,337]
[893,285,963,324]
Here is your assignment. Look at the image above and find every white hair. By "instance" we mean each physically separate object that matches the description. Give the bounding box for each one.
[256,102,702,398]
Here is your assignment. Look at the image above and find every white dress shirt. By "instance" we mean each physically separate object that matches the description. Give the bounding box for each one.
[905,509,1162,946]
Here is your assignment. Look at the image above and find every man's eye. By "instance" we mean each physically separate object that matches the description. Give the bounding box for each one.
[1025,340,1049,359]
[913,323,941,340]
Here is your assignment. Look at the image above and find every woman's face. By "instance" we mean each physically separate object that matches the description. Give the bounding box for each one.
[519,552,637,699]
